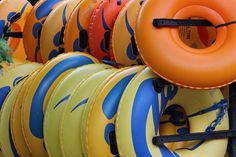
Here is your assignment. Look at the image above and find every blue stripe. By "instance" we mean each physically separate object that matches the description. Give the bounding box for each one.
[102,73,136,120]
[54,94,70,109]
[125,11,134,35]
[71,98,88,112]
[0,20,5,37]
[35,0,61,20]
[20,2,29,14]
[131,79,157,157]
[13,77,23,87]
[0,86,11,109]
[131,79,178,156]
[29,55,95,138]
[76,9,83,31]
[48,49,60,60]
[102,9,110,31]
[9,119,19,157]
[62,4,67,25]
[7,12,16,22]
[73,38,83,52]
[104,123,115,145]
[126,43,136,60]
[53,31,61,47]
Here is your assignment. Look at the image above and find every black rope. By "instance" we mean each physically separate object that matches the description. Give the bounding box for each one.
[153,18,236,28]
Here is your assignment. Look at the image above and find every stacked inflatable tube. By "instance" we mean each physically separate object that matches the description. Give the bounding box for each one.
[0,0,32,60]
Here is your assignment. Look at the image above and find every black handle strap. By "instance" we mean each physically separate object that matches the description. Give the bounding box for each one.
[131,36,139,56]
[109,130,119,156]
[4,32,23,38]
[104,31,111,52]
[59,26,65,45]
[153,129,236,146]
[79,29,88,49]
[153,18,236,28]
[153,19,213,27]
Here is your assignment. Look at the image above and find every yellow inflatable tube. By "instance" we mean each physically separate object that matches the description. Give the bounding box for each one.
[60,69,117,157]
[21,53,98,157]
[82,66,144,157]
[44,63,113,157]
[116,68,229,157]
[0,78,26,157]
[11,69,41,157]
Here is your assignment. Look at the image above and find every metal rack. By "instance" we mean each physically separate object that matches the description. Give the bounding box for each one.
[152,83,236,157]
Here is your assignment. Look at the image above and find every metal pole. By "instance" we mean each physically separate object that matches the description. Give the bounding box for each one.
[228,82,236,157]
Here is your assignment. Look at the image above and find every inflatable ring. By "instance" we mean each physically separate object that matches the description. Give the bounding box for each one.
[60,69,117,157]
[0,63,41,111]
[21,53,98,157]
[23,0,62,63]
[0,78,26,157]
[0,0,32,60]
[135,0,236,89]
[44,64,113,157]
[112,0,144,66]
[116,68,229,157]
[64,0,102,53]
[11,69,41,157]
[40,0,81,63]
[89,0,128,61]
[82,66,144,157]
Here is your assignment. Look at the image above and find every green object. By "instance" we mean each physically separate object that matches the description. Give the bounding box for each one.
[0,39,12,69]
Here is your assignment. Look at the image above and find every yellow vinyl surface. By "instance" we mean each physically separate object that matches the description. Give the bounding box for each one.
[0,79,26,157]
[116,68,229,157]
[44,63,113,157]
[21,53,98,157]
[83,66,144,157]
[11,69,41,157]
[60,69,117,157]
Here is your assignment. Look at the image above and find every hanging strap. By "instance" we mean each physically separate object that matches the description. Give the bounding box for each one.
[153,18,236,29]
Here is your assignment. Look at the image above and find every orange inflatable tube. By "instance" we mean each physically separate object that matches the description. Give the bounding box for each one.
[40,0,81,63]
[112,0,144,66]
[23,0,62,63]
[64,0,103,53]
[136,0,236,89]
[0,0,32,60]
[88,0,128,61]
